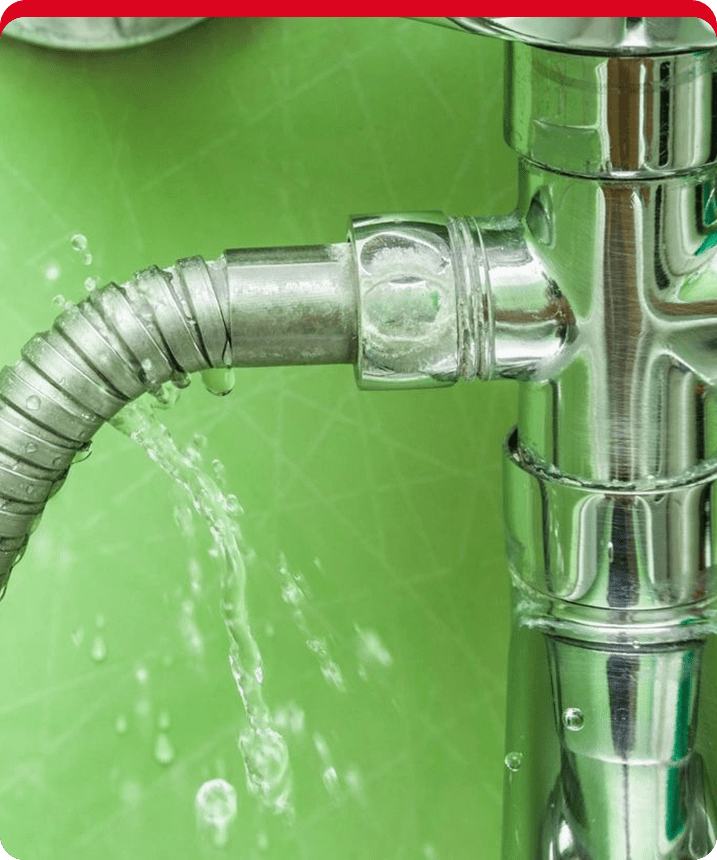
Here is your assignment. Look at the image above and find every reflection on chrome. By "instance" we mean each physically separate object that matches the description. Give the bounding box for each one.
[493,31,717,860]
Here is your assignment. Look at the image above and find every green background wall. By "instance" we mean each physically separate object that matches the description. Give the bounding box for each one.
[0,18,517,860]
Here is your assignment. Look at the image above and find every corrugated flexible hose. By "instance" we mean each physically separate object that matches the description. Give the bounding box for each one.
[0,245,358,594]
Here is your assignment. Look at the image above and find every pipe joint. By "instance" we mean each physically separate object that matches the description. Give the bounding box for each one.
[349,211,573,389]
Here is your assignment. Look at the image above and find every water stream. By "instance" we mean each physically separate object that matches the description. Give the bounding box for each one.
[110,384,292,818]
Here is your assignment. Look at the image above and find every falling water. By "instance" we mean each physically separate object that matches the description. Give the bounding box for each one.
[110,385,291,816]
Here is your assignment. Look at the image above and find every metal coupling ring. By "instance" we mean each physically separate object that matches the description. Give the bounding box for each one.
[349,213,460,389]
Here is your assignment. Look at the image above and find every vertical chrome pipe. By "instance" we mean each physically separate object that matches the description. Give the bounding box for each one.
[500,42,717,859]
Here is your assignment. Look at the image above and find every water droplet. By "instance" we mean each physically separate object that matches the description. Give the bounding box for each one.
[25,395,41,411]
[562,707,584,732]
[355,625,393,670]
[25,484,37,497]
[90,634,107,663]
[157,710,170,730]
[171,371,191,390]
[24,441,37,455]
[115,714,128,735]
[72,447,91,464]
[196,778,238,847]
[70,233,88,252]
[505,751,523,772]
[281,581,303,606]
[200,368,235,397]
[322,766,338,793]
[95,613,105,629]
[154,732,175,765]
[307,638,324,654]
[313,733,339,793]
[44,263,60,282]
[211,458,227,486]
[254,666,264,685]
[135,665,149,685]
[196,778,237,825]
[345,766,364,799]
[71,627,84,647]
[52,455,64,467]
[83,252,93,266]
[84,276,99,292]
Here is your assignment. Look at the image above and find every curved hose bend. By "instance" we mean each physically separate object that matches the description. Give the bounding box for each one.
[0,245,358,593]
[0,212,514,594]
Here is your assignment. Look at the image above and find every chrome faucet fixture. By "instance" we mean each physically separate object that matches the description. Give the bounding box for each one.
[3,16,717,859]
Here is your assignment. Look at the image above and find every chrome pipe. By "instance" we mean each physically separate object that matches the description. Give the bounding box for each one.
[498,38,717,859]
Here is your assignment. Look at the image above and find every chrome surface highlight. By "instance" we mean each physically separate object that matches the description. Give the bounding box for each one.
[428,17,717,55]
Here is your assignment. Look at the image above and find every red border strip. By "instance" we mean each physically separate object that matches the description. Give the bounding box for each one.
[0,7,716,38]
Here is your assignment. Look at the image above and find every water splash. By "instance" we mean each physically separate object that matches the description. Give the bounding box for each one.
[278,555,345,692]
[111,388,292,815]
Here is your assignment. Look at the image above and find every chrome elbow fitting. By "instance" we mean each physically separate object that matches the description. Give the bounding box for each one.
[350,213,461,389]
[349,212,571,389]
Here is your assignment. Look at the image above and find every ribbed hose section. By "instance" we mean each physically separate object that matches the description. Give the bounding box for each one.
[0,245,357,595]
